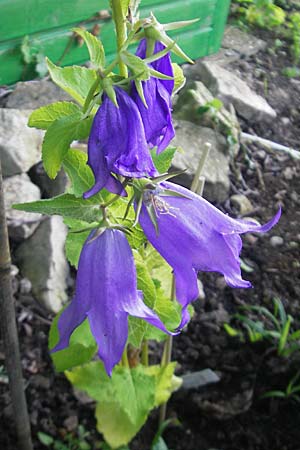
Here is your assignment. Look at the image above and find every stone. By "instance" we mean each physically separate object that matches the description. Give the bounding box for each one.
[171,120,230,203]
[230,194,254,215]
[29,162,69,198]
[196,61,277,123]
[174,80,240,156]
[270,236,284,247]
[5,79,71,110]
[3,173,41,240]
[222,26,267,58]
[181,369,220,390]
[15,216,69,313]
[0,109,43,177]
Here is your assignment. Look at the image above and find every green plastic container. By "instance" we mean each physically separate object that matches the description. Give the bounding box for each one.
[0,0,230,86]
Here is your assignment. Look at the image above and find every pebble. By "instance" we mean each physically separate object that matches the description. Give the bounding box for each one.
[270,236,284,247]
[283,167,294,180]
[281,117,290,126]
[19,278,32,295]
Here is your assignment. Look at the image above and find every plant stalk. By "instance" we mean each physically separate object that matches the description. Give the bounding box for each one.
[111,0,128,77]
[0,159,33,450]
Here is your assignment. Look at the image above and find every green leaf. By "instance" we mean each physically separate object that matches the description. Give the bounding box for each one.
[152,437,169,450]
[73,28,105,68]
[28,101,81,130]
[65,230,90,268]
[127,254,158,347]
[47,58,98,105]
[37,432,54,446]
[66,363,156,449]
[42,114,92,178]
[62,149,95,197]
[120,0,130,15]
[49,314,97,372]
[145,363,181,407]
[13,193,103,223]
[172,63,185,94]
[151,147,177,174]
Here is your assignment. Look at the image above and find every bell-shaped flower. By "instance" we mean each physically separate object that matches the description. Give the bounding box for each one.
[84,87,157,199]
[138,181,281,328]
[131,39,175,154]
[51,228,172,376]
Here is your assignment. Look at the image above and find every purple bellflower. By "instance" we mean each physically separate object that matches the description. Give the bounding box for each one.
[51,228,173,376]
[131,39,175,153]
[84,87,157,199]
[138,181,281,328]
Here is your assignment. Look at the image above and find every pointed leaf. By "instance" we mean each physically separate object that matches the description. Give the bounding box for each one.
[151,147,177,174]
[62,149,95,197]
[28,101,81,130]
[73,28,105,68]
[42,114,92,178]
[65,229,91,268]
[47,58,98,105]
[13,193,103,223]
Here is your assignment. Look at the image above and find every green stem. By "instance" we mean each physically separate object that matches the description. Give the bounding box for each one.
[111,0,128,77]
[141,340,149,366]
[82,75,101,115]
[121,346,129,368]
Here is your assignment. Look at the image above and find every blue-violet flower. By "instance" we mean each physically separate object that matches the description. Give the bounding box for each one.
[138,182,281,328]
[51,228,172,375]
[84,87,157,199]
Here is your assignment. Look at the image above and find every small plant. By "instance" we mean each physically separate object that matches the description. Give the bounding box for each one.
[231,0,286,29]
[224,297,300,357]
[288,12,300,64]
[37,425,98,450]
[261,371,300,403]
[20,36,48,79]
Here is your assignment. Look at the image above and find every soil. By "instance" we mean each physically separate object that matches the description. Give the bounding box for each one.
[1,19,300,450]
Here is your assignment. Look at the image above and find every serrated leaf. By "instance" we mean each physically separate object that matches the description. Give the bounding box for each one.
[28,101,81,130]
[65,229,90,268]
[42,114,92,178]
[13,193,103,223]
[49,313,97,372]
[66,363,156,449]
[127,316,149,348]
[47,58,98,105]
[62,149,94,197]
[73,28,105,68]
[151,147,177,174]
[172,63,186,95]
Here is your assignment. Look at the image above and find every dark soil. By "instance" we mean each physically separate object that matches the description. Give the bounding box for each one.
[1,22,300,450]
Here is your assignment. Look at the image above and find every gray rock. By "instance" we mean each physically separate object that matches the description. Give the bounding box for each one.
[270,236,284,247]
[174,80,240,156]
[222,26,267,58]
[181,369,220,390]
[196,61,277,123]
[5,79,71,110]
[0,109,43,177]
[230,194,254,215]
[29,162,69,198]
[171,120,230,203]
[15,216,69,313]
[3,173,41,240]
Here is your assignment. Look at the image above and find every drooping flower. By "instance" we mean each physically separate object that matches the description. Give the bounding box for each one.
[84,87,157,199]
[51,228,172,375]
[131,39,175,153]
[138,181,281,328]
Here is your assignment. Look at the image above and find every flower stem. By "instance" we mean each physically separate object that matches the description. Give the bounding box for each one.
[141,340,149,366]
[111,0,128,77]
[121,346,129,368]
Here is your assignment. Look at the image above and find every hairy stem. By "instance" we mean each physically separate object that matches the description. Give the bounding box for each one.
[0,160,33,450]
[111,0,128,77]
[141,340,149,366]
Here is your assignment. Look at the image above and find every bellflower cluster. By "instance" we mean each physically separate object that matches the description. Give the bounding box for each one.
[52,30,281,376]
[138,182,281,328]
[52,228,174,376]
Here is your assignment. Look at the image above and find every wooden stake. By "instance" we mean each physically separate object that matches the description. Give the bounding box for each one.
[0,159,33,450]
